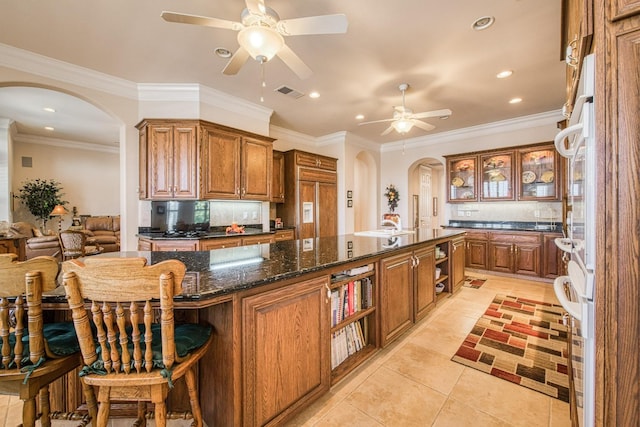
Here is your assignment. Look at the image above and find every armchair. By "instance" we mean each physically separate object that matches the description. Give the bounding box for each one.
[8,222,61,260]
[82,216,120,252]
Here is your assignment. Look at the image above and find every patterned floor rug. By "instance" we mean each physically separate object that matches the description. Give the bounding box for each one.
[463,276,487,289]
[452,294,570,402]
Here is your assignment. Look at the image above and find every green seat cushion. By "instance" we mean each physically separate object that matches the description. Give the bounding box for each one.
[82,323,212,375]
[0,321,79,369]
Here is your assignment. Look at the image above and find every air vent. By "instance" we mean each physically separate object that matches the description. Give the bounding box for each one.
[275,85,305,99]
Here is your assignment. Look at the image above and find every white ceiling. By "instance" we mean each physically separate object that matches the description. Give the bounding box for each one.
[0,0,565,146]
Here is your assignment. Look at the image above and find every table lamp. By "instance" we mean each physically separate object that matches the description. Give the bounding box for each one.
[49,204,68,233]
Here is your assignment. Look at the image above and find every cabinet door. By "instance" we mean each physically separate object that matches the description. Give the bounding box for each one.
[138,126,148,199]
[172,125,199,199]
[298,181,317,240]
[242,276,330,426]
[148,125,174,199]
[414,246,435,321]
[271,151,285,203]
[446,155,477,202]
[242,137,272,201]
[201,126,241,199]
[151,239,198,251]
[273,229,295,241]
[242,234,274,245]
[451,238,466,291]
[317,182,337,238]
[466,240,488,269]
[199,237,241,250]
[542,232,565,278]
[514,244,541,277]
[517,144,561,201]
[488,242,514,273]
[480,151,515,201]
[137,238,152,251]
[380,252,414,346]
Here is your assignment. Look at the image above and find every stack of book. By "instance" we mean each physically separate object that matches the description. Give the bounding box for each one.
[330,278,373,327]
[330,320,367,369]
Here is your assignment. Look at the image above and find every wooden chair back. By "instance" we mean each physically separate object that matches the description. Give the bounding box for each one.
[58,230,102,260]
[0,254,81,427]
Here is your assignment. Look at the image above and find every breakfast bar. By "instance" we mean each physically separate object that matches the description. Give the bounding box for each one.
[45,228,465,426]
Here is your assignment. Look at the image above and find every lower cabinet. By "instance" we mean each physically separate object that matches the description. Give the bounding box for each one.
[380,251,415,347]
[451,236,466,291]
[488,232,541,277]
[414,246,436,321]
[242,276,331,426]
[542,232,565,278]
[199,237,242,250]
[465,231,489,270]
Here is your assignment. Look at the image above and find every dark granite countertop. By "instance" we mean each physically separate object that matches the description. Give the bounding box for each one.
[444,220,562,233]
[48,228,464,304]
[137,226,297,241]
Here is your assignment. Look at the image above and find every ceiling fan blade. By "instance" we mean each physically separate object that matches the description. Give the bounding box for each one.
[245,0,267,15]
[411,109,452,119]
[276,44,313,79]
[277,14,348,36]
[358,118,395,126]
[161,11,243,31]
[222,47,251,75]
[381,126,395,136]
[412,119,436,132]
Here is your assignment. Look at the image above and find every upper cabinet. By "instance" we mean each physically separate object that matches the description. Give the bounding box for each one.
[561,0,593,115]
[480,151,514,201]
[271,150,285,203]
[447,155,477,202]
[517,145,561,201]
[446,142,562,203]
[137,119,274,201]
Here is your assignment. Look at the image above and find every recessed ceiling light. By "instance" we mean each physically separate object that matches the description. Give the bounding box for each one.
[472,16,495,31]
[355,114,364,120]
[309,91,320,99]
[214,47,232,58]
[43,107,56,113]
[496,70,513,79]
[44,126,54,131]
[509,97,523,104]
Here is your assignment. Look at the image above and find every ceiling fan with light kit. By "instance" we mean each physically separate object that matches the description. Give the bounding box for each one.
[161,0,348,80]
[359,83,452,136]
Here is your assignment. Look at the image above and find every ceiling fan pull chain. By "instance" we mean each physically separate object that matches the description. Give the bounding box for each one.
[259,55,266,103]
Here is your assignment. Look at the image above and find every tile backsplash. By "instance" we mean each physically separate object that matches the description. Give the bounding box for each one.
[447,201,562,224]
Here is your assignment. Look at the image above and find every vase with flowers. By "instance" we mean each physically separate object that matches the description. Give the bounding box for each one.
[383,184,401,226]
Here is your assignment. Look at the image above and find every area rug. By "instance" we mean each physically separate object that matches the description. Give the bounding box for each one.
[463,276,487,289]
[452,294,570,402]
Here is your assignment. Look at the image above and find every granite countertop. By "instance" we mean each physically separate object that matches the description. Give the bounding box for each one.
[48,228,463,304]
[444,220,563,233]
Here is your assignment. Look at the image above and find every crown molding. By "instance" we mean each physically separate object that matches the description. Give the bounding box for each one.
[381,110,564,152]
[13,133,119,154]
[269,125,317,147]
[0,43,138,99]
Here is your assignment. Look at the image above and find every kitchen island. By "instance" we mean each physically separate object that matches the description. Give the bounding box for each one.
[48,228,465,426]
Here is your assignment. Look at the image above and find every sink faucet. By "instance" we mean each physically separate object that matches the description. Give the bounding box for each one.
[381,217,402,232]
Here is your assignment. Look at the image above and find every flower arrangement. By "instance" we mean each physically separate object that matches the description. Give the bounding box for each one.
[384,184,400,212]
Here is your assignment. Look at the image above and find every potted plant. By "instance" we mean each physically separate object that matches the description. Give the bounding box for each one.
[15,179,67,232]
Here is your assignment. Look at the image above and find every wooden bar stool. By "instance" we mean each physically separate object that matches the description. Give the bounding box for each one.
[0,254,83,427]
[61,256,213,427]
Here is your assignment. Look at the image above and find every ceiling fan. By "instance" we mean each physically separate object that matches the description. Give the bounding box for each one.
[161,0,348,80]
[359,83,452,136]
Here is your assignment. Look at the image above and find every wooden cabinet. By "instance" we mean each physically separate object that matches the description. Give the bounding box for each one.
[380,251,414,346]
[137,120,198,200]
[451,236,466,292]
[271,150,285,203]
[137,119,274,201]
[542,232,565,279]
[414,245,436,321]
[273,229,295,241]
[445,142,562,203]
[200,124,273,201]
[561,0,593,115]
[446,155,477,202]
[137,238,199,252]
[199,237,242,250]
[465,230,489,270]
[480,151,515,201]
[488,231,541,277]
[242,276,330,426]
[278,150,338,240]
[242,234,274,245]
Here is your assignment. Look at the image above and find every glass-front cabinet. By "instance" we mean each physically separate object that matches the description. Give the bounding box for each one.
[480,151,514,201]
[517,145,561,201]
[447,156,477,202]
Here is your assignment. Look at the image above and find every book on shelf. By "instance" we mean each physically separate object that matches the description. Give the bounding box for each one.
[330,321,367,369]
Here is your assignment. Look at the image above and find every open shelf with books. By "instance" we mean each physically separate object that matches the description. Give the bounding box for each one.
[329,262,378,384]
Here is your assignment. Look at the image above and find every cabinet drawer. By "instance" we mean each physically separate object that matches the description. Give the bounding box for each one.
[273,229,295,241]
[295,152,337,171]
[199,237,241,250]
[242,234,274,245]
[299,167,337,183]
[464,230,489,240]
[489,231,541,244]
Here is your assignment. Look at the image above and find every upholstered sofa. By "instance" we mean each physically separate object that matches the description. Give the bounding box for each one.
[82,216,120,252]
[9,222,61,260]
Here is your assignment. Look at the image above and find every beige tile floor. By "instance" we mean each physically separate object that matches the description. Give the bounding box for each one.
[0,273,571,427]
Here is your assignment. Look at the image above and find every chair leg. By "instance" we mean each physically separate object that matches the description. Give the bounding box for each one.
[81,380,98,424]
[96,386,112,427]
[185,367,203,427]
[134,401,147,427]
[151,385,167,427]
[39,385,51,427]
[21,396,37,427]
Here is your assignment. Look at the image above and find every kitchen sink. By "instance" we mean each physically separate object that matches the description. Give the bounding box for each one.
[353,229,415,238]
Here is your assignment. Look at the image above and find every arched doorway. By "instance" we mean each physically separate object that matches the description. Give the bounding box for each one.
[353,150,377,232]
